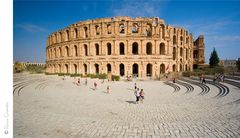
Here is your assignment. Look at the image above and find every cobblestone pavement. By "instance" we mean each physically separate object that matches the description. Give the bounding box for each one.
[14,73,240,138]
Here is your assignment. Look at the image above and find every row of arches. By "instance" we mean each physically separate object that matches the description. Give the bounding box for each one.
[47,63,191,77]
[47,42,167,59]
[48,22,168,45]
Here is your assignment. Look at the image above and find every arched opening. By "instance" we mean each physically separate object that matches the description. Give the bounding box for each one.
[160,24,165,39]
[74,28,78,38]
[95,25,100,35]
[58,64,61,73]
[66,30,69,41]
[95,64,99,74]
[132,42,138,55]
[132,23,138,33]
[146,42,152,55]
[84,64,87,74]
[119,24,125,34]
[146,63,152,77]
[59,47,62,57]
[74,45,78,56]
[95,44,99,55]
[172,64,176,72]
[180,47,183,57]
[180,36,183,45]
[84,27,88,38]
[119,64,125,76]
[186,49,188,59]
[107,43,111,55]
[173,47,176,60]
[84,44,88,56]
[180,64,183,71]
[160,64,165,74]
[173,35,177,45]
[132,63,139,76]
[119,42,124,55]
[65,46,69,57]
[174,28,176,33]
[193,50,198,58]
[54,48,57,58]
[193,64,198,69]
[185,64,188,71]
[107,24,111,34]
[65,64,69,73]
[160,43,165,55]
[107,64,111,73]
[59,32,63,42]
[146,23,152,37]
[74,64,77,74]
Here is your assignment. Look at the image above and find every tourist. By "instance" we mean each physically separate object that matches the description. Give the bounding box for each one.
[134,88,140,104]
[134,83,137,90]
[77,78,80,86]
[107,85,110,93]
[94,82,97,90]
[140,89,145,103]
[202,77,206,84]
[173,78,176,83]
[85,78,87,86]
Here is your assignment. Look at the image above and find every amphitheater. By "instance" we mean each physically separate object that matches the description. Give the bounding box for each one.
[14,73,240,137]
[46,17,205,79]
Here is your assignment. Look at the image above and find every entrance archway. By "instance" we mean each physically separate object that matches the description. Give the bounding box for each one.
[73,64,77,74]
[95,64,99,74]
[84,64,87,74]
[119,64,125,76]
[132,63,139,76]
[160,64,165,74]
[146,64,152,77]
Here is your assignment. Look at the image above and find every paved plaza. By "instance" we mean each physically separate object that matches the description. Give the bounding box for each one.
[14,73,240,138]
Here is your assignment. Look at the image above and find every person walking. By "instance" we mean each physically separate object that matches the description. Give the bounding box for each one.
[140,89,145,103]
[134,83,137,90]
[94,82,97,90]
[77,78,80,86]
[134,88,140,104]
[107,85,110,93]
[85,78,88,86]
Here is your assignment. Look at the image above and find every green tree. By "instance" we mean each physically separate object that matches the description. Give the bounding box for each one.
[236,58,240,71]
[209,48,220,67]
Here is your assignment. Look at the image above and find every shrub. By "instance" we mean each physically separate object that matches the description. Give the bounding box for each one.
[70,74,82,77]
[182,71,191,77]
[58,73,70,76]
[25,65,45,74]
[112,75,120,81]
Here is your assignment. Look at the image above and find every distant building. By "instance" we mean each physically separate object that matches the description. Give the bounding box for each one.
[193,35,205,69]
[15,62,45,67]
[219,59,237,68]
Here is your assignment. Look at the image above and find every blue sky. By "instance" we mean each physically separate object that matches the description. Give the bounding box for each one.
[14,0,240,63]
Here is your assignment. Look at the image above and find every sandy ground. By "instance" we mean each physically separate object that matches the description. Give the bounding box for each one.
[13,73,240,138]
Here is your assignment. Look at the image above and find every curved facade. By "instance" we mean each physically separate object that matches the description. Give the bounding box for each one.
[46,16,203,79]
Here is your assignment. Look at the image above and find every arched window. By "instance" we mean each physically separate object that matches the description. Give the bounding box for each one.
[173,47,176,60]
[59,47,62,57]
[73,64,77,74]
[74,45,78,56]
[146,63,152,77]
[173,35,177,45]
[66,30,69,41]
[59,32,63,42]
[146,24,152,37]
[54,48,57,58]
[132,63,139,77]
[65,46,69,57]
[84,64,87,74]
[95,64,99,74]
[193,50,198,58]
[160,43,165,55]
[119,42,124,55]
[107,43,111,55]
[74,28,78,38]
[180,64,183,71]
[65,64,69,73]
[160,24,165,39]
[146,42,152,55]
[84,44,88,56]
[95,44,99,55]
[180,47,183,57]
[119,24,125,34]
[172,64,176,72]
[132,42,138,55]
[174,28,176,33]
[180,36,183,45]
[160,64,165,74]
[107,24,111,34]
[107,64,111,73]
[185,64,188,71]
[132,23,138,33]
[84,27,88,38]
[95,25,100,35]
[119,64,125,76]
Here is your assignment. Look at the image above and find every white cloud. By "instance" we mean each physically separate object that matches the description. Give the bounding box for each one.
[16,23,47,33]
